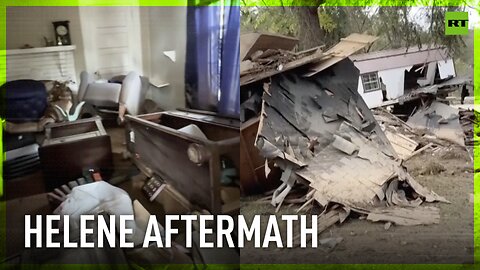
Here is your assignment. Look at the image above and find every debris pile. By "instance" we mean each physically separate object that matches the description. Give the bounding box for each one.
[240,33,380,192]
[241,46,322,78]
[373,108,420,160]
[239,32,467,245]
[459,109,478,148]
[240,33,378,86]
[373,103,468,161]
[254,62,448,229]
[407,101,465,147]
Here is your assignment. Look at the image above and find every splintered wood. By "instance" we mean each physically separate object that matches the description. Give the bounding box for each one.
[254,53,448,234]
[385,130,419,160]
[297,123,398,208]
[367,206,440,226]
[241,33,378,86]
[293,207,344,247]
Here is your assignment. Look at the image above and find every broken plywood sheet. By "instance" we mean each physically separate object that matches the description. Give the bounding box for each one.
[407,101,465,146]
[298,152,395,208]
[255,56,448,227]
[367,206,440,226]
[241,33,377,86]
[385,130,419,159]
[255,58,395,166]
[304,33,378,77]
[296,123,399,209]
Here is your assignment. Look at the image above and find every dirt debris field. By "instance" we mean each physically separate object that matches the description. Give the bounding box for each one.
[239,29,475,265]
[240,145,474,264]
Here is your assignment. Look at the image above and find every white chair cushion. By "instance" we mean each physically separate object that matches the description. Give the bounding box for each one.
[83,83,122,107]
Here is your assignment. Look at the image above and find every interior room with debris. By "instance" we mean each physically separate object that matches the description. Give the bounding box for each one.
[1,4,241,266]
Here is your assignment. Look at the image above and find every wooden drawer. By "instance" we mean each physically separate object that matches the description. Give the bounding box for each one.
[39,117,113,190]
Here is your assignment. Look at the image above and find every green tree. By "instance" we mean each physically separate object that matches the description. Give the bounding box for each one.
[241,5,471,55]
[240,6,298,37]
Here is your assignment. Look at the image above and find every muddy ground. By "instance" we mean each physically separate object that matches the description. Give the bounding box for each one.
[240,145,474,264]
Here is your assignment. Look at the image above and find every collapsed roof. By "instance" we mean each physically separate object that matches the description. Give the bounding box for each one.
[349,45,451,73]
[243,33,449,230]
[241,33,378,86]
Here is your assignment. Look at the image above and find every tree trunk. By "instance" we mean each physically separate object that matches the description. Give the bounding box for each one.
[291,6,325,50]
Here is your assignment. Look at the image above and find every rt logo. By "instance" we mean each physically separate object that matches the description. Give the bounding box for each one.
[445,11,468,35]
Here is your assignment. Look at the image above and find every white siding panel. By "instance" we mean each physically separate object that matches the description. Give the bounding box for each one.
[437,59,456,79]
[378,67,408,99]
[357,77,383,108]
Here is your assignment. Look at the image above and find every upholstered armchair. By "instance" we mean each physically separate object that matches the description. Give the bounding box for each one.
[78,71,146,123]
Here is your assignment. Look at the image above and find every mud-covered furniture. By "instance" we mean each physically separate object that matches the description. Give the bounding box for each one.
[39,116,113,191]
[125,110,240,214]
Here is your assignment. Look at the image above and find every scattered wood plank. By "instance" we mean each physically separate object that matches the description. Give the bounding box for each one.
[294,45,325,56]
[378,107,415,132]
[296,197,314,213]
[303,33,378,77]
[385,130,419,160]
[404,143,433,161]
[293,208,342,247]
[367,206,440,226]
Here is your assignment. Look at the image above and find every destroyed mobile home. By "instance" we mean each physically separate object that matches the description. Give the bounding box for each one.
[240,32,474,242]
[350,46,460,108]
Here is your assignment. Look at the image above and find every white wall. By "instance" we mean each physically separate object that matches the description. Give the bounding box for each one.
[357,78,383,108]
[378,67,410,99]
[79,7,144,79]
[357,67,408,108]
[142,6,187,110]
[7,6,188,111]
[6,6,86,84]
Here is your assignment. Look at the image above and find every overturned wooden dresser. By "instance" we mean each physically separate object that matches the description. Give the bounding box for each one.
[39,116,113,191]
[125,110,240,214]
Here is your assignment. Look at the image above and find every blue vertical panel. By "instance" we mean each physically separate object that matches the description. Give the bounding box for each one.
[185,5,221,112]
[185,2,240,117]
[218,4,240,117]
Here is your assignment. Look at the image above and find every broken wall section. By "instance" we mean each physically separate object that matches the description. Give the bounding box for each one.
[255,57,448,227]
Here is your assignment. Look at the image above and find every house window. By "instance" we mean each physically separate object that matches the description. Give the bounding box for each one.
[361,72,380,93]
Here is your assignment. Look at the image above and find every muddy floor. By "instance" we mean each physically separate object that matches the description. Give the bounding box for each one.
[240,145,474,264]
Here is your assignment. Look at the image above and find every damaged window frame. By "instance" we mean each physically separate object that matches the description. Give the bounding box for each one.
[414,63,429,80]
[361,72,381,93]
